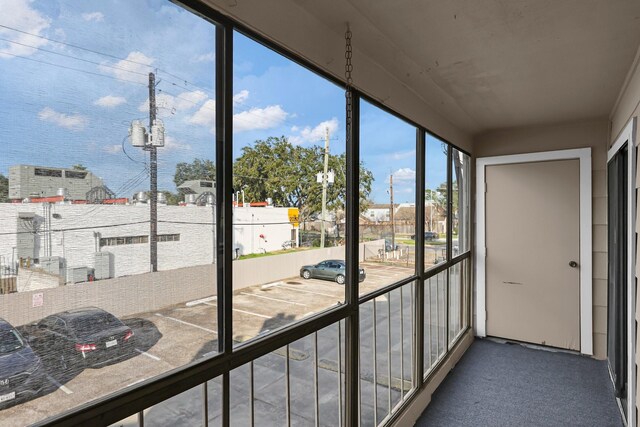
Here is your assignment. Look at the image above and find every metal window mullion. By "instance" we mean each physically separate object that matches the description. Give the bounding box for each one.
[338,321,344,427]
[445,144,452,351]
[446,266,450,351]
[426,277,432,368]
[435,273,440,358]
[446,144,453,264]
[214,22,233,355]
[345,91,360,427]
[372,300,378,426]
[314,332,320,427]
[250,361,255,427]
[399,286,405,399]
[286,345,291,427]
[202,382,209,427]
[386,294,392,415]
[138,411,144,427]
[410,283,415,389]
[215,22,233,427]
[415,128,425,387]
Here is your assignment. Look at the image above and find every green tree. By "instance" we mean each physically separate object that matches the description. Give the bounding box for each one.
[161,191,181,206]
[174,158,216,187]
[233,136,373,221]
[0,173,8,203]
[72,164,87,171]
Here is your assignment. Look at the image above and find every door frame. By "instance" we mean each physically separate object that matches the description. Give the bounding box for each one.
[607,117,636,427]
[475,148,593,356]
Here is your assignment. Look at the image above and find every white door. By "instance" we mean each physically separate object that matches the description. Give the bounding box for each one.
[485,159,581,351]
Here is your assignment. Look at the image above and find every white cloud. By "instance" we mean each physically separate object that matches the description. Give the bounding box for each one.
[289,117,339,145]
[233,90,249,106]
[38,107,87,131]
[100,51,154,84]
[187,95,286,134]
[139,90,208,114]
[0,0,51,58]
[192,52,214,63]
[391,168,416,182]
[188,99,216,128]
[391,149,416,160]
[102,145,121,154]
[233,105,288,133]
[94,95,127,108]
[82,12,104,22]
[163,135,191,151]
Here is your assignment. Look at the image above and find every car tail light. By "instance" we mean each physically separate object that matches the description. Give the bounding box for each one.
[124,330,134,341]
[75,343,96,352]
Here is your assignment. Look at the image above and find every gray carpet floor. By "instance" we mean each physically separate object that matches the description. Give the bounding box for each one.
[416,339,623,427]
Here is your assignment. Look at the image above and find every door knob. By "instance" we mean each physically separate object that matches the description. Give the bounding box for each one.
[569,261,578,268]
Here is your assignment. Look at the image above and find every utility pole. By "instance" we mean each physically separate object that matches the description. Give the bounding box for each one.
[148,72,158,272]
[320,127,330,248]
[389,173,395,251]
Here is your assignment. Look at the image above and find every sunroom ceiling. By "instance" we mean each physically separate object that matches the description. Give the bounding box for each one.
[291,0,640,134]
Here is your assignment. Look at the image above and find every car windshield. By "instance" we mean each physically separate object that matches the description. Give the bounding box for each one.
[70,313,122,337]
[0,328,25,355]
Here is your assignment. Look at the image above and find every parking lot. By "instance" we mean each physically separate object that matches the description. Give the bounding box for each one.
[1,262,446,426]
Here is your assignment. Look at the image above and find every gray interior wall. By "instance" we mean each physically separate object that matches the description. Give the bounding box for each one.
[473,119,609,359]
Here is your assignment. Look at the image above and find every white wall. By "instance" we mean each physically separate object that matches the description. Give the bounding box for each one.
[0,203,296,280]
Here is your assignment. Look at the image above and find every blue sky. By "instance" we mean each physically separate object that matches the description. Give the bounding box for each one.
[0,0,447,203]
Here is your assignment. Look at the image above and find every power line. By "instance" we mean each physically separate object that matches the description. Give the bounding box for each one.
[0,219,298,236]
[0,220,150,236]
[0,36,149,77]
[0,51,146,86]
[121,135,148,166]
[0,24,155,69]
[0,24,205,95]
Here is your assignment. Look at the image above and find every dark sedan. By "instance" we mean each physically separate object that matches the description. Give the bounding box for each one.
[0,318,46,408]
[29,307,134,373]
[410,231,439,241]
[300,260,366,284]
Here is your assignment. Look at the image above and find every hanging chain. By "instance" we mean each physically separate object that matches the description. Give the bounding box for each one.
[345,25,353,142]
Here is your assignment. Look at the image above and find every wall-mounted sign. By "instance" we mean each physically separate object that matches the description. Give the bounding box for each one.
[288,208,300,227]
[32,292,43,308]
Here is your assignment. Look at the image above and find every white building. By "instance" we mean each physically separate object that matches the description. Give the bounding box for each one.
[0,202,297,283]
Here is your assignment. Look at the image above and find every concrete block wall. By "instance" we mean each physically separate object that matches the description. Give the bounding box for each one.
[0,241,382,327]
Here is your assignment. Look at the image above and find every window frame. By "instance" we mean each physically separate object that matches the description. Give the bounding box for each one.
[38,1,472,425]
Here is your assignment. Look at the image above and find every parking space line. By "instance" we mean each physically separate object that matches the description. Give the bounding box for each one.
[232,307,271,319]
[240,292,308,307]
[278,284,339,298]
[186,296,216,307]
[46,375,72,395]
[135,348,161,361]
[365,273,396,279]
[154,313,217,334]
[205,300,275,318]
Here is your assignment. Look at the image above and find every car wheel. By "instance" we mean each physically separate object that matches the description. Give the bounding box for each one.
[335,274,345,285]
[302,270,311,279]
